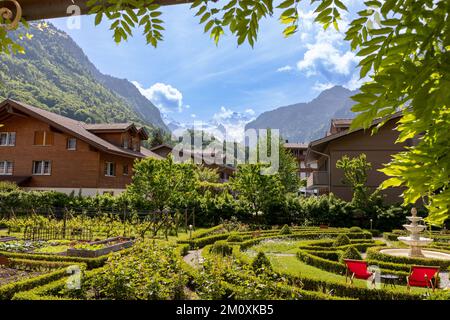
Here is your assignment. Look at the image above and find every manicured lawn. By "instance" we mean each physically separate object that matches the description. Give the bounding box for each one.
[248,239,311,254]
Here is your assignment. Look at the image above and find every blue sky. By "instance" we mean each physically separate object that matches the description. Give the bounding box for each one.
[50,1,364,140]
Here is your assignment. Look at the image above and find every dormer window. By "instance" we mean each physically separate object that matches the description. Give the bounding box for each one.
[122,136,130,149]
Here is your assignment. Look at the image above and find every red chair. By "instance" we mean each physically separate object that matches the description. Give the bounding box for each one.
[407,265,440,291]
[344,259,374,284]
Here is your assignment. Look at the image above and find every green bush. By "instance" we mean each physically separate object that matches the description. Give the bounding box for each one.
[0,181,19,192]
[369,229,382,237]
[333,234,351,247]
[279,224,292,235]
[383,232,399,241]
[349,226,363,233]
[251,252,272,272]
[339,246,362,263]
[227,234,244,242]
[210,241,233,256]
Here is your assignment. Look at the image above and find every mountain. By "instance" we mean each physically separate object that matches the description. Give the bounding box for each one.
[245,86,358,143]
[0,23,168,131]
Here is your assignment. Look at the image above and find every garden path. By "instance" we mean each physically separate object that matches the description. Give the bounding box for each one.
[183,249,204,269]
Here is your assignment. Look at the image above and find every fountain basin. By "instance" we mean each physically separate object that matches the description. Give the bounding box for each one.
[380,248,450,261]
[398,236,433,247]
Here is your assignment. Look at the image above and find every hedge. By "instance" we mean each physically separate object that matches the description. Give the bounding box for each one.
[231,246,423,300]
[239,231,372,251]
[366,247,450,269]
[191,225,225,239]
[0,246,138,269]
[12,268,105,300]
[297,249,409,282]
[0,268,69,300]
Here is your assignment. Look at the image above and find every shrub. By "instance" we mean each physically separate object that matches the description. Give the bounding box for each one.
[0,181,19,192]
[333,234,351,247]
[339,246,362,263]
[279,224,292,235]
[349,226,363,233]
[227,234,244,242]
[369,229,382,237]
[210,241,233,256]
[383,232,399,241]
[251,252,272,272]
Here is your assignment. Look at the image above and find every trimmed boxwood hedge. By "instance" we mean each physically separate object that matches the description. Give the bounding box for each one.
[0,247,133,269]
[230,246,423,300]
[366,247,450,269]
[297,249,409,282]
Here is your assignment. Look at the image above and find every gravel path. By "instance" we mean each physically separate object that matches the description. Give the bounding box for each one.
[183,249,204,269]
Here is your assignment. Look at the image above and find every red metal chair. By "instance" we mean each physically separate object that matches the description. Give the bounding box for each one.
[407,265,440,291]
[344,259,374,284]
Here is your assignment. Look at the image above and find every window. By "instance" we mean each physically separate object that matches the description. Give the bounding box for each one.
[67,138,77,150]
[0,161,13,175]
[34,131,54,146]
[104,162,115,177]
[122,137,129,149]
[0,132,16,146]
[32,161,51,175]
[123,164,129,176]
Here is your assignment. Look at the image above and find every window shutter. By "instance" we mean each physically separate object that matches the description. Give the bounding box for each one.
[34,131,44,145]
[104,162,108,176]
[45,132,54,145]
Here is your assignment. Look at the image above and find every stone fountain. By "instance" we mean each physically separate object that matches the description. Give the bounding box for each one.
[397,208,433,257]
[380,207,450,261]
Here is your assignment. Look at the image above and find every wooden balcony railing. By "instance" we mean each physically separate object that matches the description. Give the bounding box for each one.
[306,171,329,188]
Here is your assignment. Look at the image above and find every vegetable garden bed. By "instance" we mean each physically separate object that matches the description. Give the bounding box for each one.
[66,237,134,258]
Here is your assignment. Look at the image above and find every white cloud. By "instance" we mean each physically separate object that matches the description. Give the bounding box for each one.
[132,81,185,114]
[297,42,359,76]
[313,81,335,92]
[191,113,197,118]
[245,108,256,116]
[211,106,256,142]
[277,65,293,72]
[344,73,370,91]
[296,9,360,77]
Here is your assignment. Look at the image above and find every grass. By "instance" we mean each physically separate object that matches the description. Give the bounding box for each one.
[248,239,310,254]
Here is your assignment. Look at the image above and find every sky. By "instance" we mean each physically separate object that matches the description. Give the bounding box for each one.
[50,1,364,141]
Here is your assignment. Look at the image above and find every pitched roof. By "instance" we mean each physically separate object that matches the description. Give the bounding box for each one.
[309,111,404,150]
[150,143,173,151]
[140,147,165,160]
[84,123,135,131]
[0,99,155,159]
[331,119,353,126]
[284,142,308,149]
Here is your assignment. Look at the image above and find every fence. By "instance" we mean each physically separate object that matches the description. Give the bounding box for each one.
[23,226,93,241]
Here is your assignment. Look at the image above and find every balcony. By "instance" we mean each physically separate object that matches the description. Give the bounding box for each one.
[306,171,329,189]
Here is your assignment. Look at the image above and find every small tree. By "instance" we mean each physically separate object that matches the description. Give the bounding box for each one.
[336,154,373,209]
[278,141,301,193]
[127,156,198,237]
[230,164,284,219]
